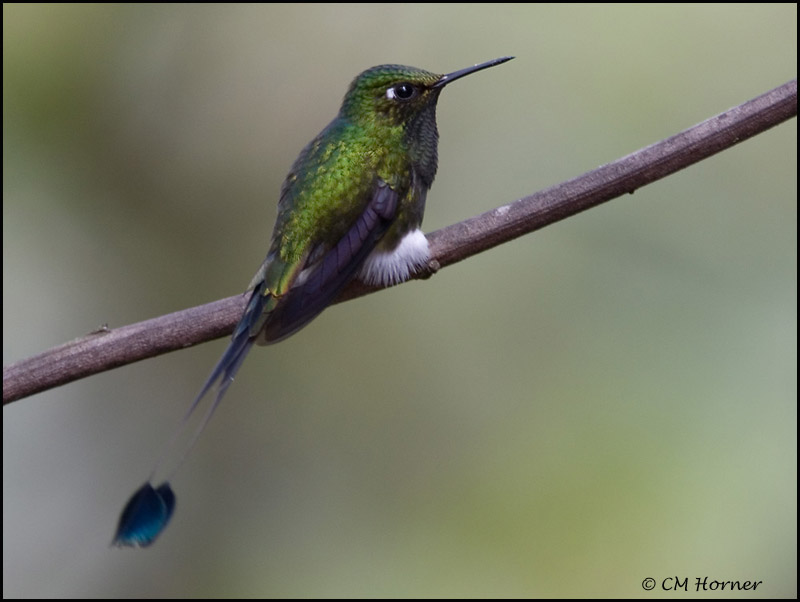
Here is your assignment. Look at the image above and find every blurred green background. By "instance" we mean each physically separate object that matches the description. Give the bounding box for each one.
[3,4,796,598]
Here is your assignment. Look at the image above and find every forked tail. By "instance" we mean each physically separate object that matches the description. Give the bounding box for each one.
[112,282,269,547]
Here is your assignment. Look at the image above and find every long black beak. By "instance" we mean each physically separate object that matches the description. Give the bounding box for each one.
[434,56,514,89]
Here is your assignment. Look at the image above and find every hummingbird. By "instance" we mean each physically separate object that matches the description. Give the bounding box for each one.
[113,56,514,547]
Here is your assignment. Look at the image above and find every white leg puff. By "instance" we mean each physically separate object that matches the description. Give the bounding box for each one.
[358,229,431,287]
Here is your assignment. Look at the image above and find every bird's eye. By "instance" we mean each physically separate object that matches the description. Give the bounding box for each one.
[386,83,417,101]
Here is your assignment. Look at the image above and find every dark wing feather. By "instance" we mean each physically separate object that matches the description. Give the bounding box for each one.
[258,180,399,343]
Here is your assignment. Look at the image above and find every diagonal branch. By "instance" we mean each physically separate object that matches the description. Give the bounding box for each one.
[3,79,796,405]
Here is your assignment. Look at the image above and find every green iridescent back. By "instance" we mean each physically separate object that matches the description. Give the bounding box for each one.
[261,64,445,299]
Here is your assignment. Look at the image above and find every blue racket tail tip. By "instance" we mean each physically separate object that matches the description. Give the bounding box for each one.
[112,482,176,547]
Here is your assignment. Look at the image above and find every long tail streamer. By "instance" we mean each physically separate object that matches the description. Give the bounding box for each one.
[112,283,268,547]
